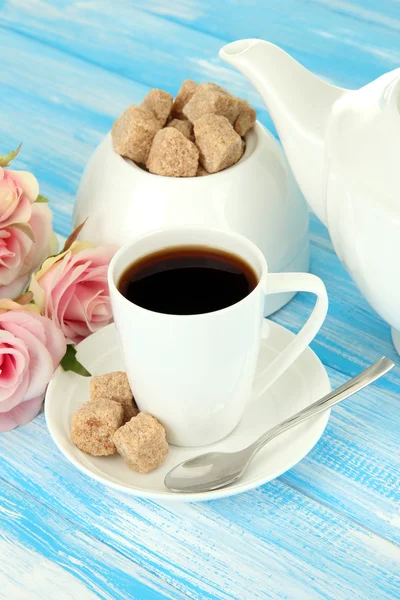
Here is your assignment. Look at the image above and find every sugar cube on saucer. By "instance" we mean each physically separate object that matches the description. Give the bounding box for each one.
[90,371,138,422]
[71,399,123,456]
[113,413,168,474]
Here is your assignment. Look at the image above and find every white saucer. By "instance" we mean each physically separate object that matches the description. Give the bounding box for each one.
[45,322,331,502]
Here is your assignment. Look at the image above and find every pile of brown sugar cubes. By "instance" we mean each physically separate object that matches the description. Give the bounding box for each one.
[71,371,168,474]
[111,80,256,177]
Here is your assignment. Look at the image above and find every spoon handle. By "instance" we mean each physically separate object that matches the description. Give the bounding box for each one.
[251,357,394,454]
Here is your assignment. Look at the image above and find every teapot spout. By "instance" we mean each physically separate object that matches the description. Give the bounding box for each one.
[220,39,346,225]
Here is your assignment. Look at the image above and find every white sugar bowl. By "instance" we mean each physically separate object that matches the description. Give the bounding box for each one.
[74,122,309,316]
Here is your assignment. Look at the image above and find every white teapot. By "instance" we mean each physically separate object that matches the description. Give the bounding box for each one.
[220,39,400,353]
[74,121,309,317]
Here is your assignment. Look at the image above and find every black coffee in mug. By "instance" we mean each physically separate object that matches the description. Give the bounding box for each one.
[118,246,258,315]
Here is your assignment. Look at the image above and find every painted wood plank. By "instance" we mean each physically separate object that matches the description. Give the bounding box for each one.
[0,480,181,600]
[0,1,275,129]
[140,0,400,85]
[0,539,100,600]
[1,0,399,96]
[280,366,400,544]
[0,415,399,600]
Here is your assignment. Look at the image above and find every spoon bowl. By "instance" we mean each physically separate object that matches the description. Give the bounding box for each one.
[165,450,253,493]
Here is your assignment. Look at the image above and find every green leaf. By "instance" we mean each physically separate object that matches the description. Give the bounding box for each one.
[35,194,49,203]
[61,344,91,377]
[0,143,22,167]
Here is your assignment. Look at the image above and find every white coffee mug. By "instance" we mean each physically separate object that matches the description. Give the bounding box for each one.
[108,226,328,447]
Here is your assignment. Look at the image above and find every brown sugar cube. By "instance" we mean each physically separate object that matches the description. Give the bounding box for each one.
[71,400,123,456]
[90,371,138,422]
[111,105,161,164]
[194,114,244,174]
[113,413,168,474]
[146,128,199,177]
[166,118,194,141]
[141,89,173,126]
[183,82,239,125]
[171,79,198,118]
[234,99,256,136]
[196,165,209,177]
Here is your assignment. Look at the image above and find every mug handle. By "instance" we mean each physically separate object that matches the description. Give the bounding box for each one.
[253,272,328,398]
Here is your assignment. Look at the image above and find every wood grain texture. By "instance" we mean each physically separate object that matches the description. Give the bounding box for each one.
[0,0,399,597]
[0,481,180,600]
[0,539,99,600]
[141,0,400,85]
[0,415,399,600]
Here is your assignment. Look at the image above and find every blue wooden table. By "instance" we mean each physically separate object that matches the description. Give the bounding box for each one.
[1,1,399,598]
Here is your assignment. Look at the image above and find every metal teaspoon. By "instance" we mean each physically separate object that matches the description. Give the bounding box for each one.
[164,357,394,493]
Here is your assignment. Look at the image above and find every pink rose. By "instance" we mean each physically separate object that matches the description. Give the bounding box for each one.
[0,301,66,432]
[30,241,118,344]
[0,204,55,299]
[0,167,39,227]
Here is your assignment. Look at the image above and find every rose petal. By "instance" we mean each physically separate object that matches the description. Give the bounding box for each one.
[19,203,53,277]
[53,284,81,342]
[0,273,30,300]
[0,330,29,410]
[70,245,117,268]
[8,170,39,204]
[37,253,76,319]
[62,287,88,322]
[89,296,112,322]
[49,260,91,319]
[0,175,20,225]
[34,241,93,282]
[23,312,66,369]
[0,351,17,384]
[0,172,33,227]
[0,393,44,432]
[0,227,33,285]
[0,343,26,390]
[0,318,54,401]
[30,244,117,345]
[0,310,47,345]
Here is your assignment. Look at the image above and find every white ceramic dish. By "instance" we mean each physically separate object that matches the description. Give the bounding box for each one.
[74,123,310,317]
[45,322,331,502]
